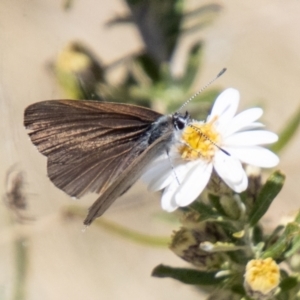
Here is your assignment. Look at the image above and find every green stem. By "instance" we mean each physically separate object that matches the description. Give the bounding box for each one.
[12,237,28,300]
[94,218,170,247]
[64,206,170,247]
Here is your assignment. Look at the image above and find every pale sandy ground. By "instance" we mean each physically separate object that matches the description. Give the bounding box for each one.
[0,1,300,299]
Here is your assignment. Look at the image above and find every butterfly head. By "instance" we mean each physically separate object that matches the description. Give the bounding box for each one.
[172,111,190,131]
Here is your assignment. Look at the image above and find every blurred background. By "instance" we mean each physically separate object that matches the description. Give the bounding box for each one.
[1,0,300,299]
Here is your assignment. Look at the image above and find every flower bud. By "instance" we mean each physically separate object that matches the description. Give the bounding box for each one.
[244,258,280,300]
[170,222,228,270]
[244,165,262,210]
[206,171,232,196]
[180,211,201,229]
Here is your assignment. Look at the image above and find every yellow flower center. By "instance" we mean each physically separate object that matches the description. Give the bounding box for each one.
[244,258,280,296]
[179,118,220,161]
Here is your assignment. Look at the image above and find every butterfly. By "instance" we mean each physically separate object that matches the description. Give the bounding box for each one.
[24,100,189,225]
[24,69,225,225]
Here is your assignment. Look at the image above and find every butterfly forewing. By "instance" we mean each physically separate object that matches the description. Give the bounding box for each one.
[24,100,162,198]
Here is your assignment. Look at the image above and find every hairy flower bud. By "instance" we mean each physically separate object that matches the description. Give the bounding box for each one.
[244,258,280,300]
[170,222,228,270]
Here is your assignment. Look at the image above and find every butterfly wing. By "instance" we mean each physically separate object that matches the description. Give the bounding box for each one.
[84,123,174,225]
[24,100,162,198]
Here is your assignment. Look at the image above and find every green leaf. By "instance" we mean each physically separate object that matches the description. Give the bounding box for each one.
[271,106,300,153]
[152,264,224,285]
[248,171,285,226]
[264,225,285,249]
[209,194,227,217]
[136,53,161,83]
[207,291,242,300]
[189,201,219,220]
[231,284,246,295]
[279,276,298,292]
[294,211,300,224]
[125,0,184,63]
[284,233,300,258]
[252,224,264,244]
[182,4,223,36]
[262,222,300,259]
[226,250,248,265]
[183,4,222,19]
[220,195,244,221]
[180,42,203,90]
[105,15,132,27]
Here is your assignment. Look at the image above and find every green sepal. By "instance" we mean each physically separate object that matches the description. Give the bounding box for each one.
[152,264,225,285]
[248,171,285,226]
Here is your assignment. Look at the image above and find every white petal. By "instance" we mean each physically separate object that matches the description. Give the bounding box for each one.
[236,122,265,132]
[207,88,240,127]
[149,157,192,191]
[141,157,174,191]
[225,146,279,168]
[161,180,179,212]
[214,151,245,185]
[173,161,196,184]
[175,162,213,207]
[142,153,195,191]
[148,170,173,191]
[160,160,198,211]
[223,169,248,193]
[224,108,263,136]
[224,131,278,146]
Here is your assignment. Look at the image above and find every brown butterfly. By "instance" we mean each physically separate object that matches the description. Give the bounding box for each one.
[24,69,225,226]
[24,100,189,225]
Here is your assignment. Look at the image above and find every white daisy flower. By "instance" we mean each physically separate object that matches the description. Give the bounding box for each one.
[142,88,279,212]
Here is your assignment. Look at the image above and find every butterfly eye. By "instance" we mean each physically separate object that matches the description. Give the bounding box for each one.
[173,112,190,130]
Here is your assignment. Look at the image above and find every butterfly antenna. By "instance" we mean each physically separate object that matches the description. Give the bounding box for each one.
[178,68,227,112]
